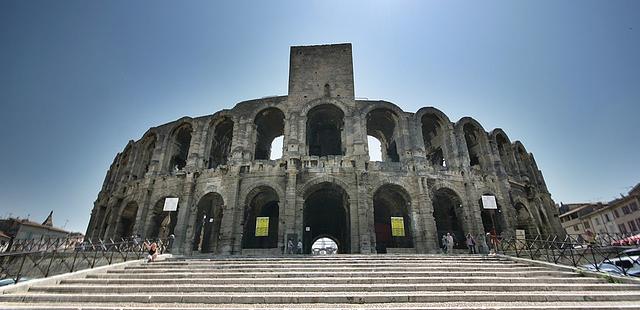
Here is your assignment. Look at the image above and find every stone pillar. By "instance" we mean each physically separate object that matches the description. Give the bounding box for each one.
[172,174,196,254]
[283,163,298,255]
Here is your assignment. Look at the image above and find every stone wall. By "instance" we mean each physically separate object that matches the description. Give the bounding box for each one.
[86,43,564,255]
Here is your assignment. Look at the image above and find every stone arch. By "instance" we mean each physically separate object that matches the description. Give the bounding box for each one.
[366,108,400,162]
[477,193,506,235]
[457,117,491,170]
[165,122,193,171]
[372,183,414,253]
[253,107,285,160]
[241,186,280,249]
[302,181,351,254]
[116,143,134,183]
[205,115,234,169]
[99,208,112,240]
[306,103,345,156]
[420,110,451,167]
[300,97,351,117]
[513,141,536,183]
[432,187,466,249]
[115,201,138,239]
[148,196,179,240]
[134,132,157,179]
[192,192,224,253]
[490,129,516,174]
[358,100,406,120]
[513,201,540,238]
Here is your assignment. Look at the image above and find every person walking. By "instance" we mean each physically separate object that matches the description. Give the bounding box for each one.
[466,233,476,254]
[287,239,294,254]
[441,234,448,254]
[446,232,454,254]
[296,240,303,254]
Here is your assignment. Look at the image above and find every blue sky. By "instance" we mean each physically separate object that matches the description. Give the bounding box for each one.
[1,1,638,233]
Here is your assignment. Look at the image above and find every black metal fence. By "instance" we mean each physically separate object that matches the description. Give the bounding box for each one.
[496,233,640,277]
[0,237,169,285]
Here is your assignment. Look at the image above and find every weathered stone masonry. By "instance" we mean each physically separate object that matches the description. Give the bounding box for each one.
[85,43,564,255]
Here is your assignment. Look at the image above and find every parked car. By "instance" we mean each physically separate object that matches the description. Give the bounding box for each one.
[582,247,640,277]
[0,277,31,287]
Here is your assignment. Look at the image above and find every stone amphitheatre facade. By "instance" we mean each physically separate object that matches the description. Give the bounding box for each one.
[85,43,564,255]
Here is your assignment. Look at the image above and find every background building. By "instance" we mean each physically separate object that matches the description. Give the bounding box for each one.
[86,44,564,255]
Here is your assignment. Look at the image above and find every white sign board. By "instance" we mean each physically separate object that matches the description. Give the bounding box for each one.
[481,195,497,210]
[163,197,179,211]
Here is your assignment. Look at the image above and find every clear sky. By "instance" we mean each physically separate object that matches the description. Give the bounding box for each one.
[1,1,638,233]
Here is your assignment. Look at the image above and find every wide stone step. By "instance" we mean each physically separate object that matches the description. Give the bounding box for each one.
[165,257,509,263]
[3,301,640,310]
[87,270,578,279]
[110,266,547,273]
[128,261,524,269]
[62,276,605,285]
[3,291,640,304]
[30,283,640,294]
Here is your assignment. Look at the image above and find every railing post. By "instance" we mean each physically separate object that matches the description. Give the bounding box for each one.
[16,253,28,283]
[44,250,56,278]
[70,247,79,273]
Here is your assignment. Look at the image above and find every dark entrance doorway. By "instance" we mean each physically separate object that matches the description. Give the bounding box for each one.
[373,184,414,253]
[303,182,350,254]
[432,188,466,249]
[192,192,224,253]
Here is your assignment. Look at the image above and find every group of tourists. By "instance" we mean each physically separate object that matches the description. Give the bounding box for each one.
[287,239,303,254]
[441,230,500,255]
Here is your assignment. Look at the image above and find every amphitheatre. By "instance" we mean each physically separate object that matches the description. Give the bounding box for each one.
[85,43,564,255]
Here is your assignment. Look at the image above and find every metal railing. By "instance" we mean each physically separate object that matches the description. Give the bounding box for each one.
[496,233,640,277]
[0,237,169,285]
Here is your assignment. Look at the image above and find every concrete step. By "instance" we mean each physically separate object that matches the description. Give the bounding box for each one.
[61,276,606,285]
[2,301,640,310]
[30,283,640,294]
[87,270,579,279]
[3,291,640,304]
[110,266,548,273]
[129,261,525,268]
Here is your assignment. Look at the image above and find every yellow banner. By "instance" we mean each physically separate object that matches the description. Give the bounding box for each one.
[391,217,405,237]
[255,217,269,237]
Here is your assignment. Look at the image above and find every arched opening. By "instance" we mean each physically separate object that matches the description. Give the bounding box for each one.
[117,147,132,182]
[373,184,414,253]
[367,136,382,161]
[99,209,111,239]
[270,136,284,160]
[254,108,285,160]
[478,195,504,235]
[135,135,156,178]
[421,113,446,167]
[116,202,138,239]
[303,182,350,254]
[515,146,536,182]
[514,203,540,238]
[148,197,179,240]
[168,123,192,171]
[463,123,484,168]
[241,187,279,249]
[193,193,224,253]
[307,104,344,156]
[432,188,466,249]
[311,237,338,255]
[208,117,234,169]
[366,109,399,162]
[495,133,513,174]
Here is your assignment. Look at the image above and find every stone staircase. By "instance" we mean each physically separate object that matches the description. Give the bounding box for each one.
[1,255,640,309]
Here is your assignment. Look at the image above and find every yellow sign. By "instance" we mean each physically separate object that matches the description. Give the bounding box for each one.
[255,217,269,237]
[391,217,405,237]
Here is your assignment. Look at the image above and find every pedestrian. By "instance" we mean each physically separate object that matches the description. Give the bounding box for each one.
[446,232,454,254]
[466,233,476,254]
[486,232,494,255]
[144,240,158,262]
[441,234,448,254]
[296,240,302,254]
[287,239,294,254]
